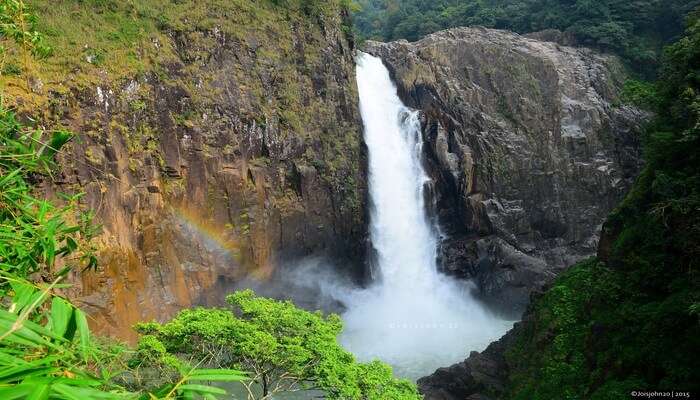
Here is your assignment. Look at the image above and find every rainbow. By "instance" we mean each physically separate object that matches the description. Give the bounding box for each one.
[171,206,273,281]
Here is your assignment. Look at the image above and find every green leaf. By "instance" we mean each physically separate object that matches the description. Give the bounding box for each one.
[75,309,90,361]
[43,130,73,158]
[0,350,26,366]
[65,236,78,253]
[178,384,227,395]
[0,168,22,187]
[190,368,245,376]
[0,317,52,348]
[49,297,72,338]
[0,366,59,384]
[50,384,88,400]
[9,281,39,312]
[26,383,50,400]
[0,309,64,342]
[0,384,33,400]
[50,384,122,400]
[189,368,246,381]
[181,391,195,400]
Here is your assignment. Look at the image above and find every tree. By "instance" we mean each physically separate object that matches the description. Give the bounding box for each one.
[136,289,421,400]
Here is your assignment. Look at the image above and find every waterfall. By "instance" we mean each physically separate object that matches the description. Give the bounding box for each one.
[339,53,510,379]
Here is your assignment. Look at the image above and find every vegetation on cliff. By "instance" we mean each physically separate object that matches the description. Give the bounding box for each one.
[502,9,700,398]
[7,0,355,79]
[353,0,699,76]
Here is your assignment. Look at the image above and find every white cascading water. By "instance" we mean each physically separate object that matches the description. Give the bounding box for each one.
[339,53,510,379]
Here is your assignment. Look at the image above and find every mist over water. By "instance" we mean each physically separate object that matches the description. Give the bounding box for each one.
[338,53,511,379]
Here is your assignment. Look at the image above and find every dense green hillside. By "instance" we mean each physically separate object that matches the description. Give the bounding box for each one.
[354,0,699,76]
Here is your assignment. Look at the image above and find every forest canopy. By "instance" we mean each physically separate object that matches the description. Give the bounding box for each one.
[353,0,700,76]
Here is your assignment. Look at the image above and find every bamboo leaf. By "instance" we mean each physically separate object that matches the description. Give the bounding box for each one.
[182,391,195,400]
[9,281,37,312]
[50,384,124,400]
[26,383,49,400]
[0,366,59,384]
[75,309,90,360]
[64,236,78,253]
[0,309,64,342]
[178,384,227,395]
[0,351,26,365]
[189,368,247,381]
[189,368,245,376]
[49,297,72,339]
[0,318,51,348]
[43,130,73,158]
[0,384,33,399]
[49,384,83,400]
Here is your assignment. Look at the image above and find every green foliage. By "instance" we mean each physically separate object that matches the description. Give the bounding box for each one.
[353,0,700,77]
[0,106,96,292]
[619,79,659,110]
[0,104,125,399]
[16,0,355,83]
[0,0,52,101]
[270,0,356,18]
[135,289,421,400]
[0,0,52,59]
[503,11,700,399]
[0,277,133,400]
[0,280,246,399]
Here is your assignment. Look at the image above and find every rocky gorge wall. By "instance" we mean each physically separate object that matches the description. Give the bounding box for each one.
[6,1,367,341]
[365,27,644,317]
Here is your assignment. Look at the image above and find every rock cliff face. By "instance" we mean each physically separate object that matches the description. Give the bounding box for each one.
[365,27,643,317]
[19,3,366,341]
